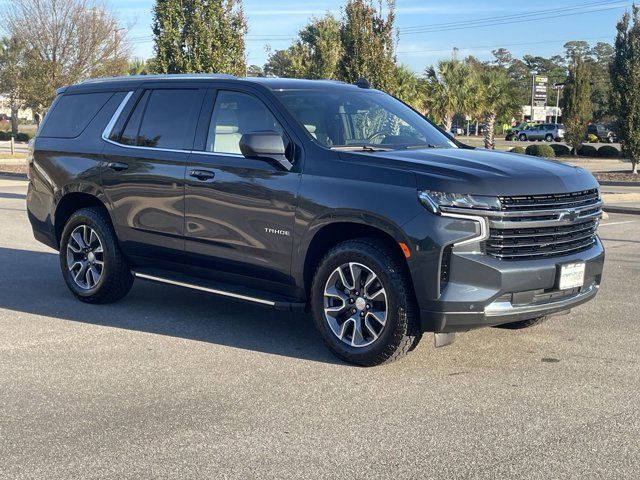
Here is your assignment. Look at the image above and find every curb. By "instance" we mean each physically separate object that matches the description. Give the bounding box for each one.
[603,205,640,215]
[598,180,640,187]
[0,171,28,180]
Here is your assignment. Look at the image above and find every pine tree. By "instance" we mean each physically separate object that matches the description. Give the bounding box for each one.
[152,0,247,75]
[563,59,592,155]
[338,0,396,91]
[611,5,640,174]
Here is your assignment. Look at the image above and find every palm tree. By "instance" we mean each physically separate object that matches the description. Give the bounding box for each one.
[477,66,520,149]
[423,60,472,132]
[391,64,425,110]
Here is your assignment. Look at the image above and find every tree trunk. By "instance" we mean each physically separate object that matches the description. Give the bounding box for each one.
[475,120,479,136]
[632,160,638,174]
[484,113,496,149]
[443,115,453,134]
[10,106,19,137]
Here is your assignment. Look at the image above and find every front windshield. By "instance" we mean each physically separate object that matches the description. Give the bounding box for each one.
[275,89,454,150]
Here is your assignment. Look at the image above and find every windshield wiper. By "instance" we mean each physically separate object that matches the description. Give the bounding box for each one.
[401,144,443,150]
[330,145,393,152]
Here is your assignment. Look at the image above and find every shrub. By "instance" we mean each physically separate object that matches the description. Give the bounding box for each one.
[525,144,555,157]
[15,132,30,142]
[597,145,620,158]
[510,146,526,154]
[587,134,599,143]
[577,144,598,157]
[0,131,9,141]
[550,144,571,156]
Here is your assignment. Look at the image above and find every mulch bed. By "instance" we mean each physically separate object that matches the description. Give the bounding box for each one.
[594,171,640,183]
[0,164,28,175]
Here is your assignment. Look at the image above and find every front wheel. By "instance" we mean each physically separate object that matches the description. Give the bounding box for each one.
[545,134,554,142]
[59,207,134,304]
[519,134,527,141]
[494,316,547,330]
[311,239,421,366]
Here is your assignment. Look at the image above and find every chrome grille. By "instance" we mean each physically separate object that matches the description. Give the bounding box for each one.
[498,189,600,211]
[485,189,602,260]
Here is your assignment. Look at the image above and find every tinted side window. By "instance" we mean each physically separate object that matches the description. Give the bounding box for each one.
[117,91,150,145]
[135,89,202,150]
[40,92,113,138]
[206,91,284,154]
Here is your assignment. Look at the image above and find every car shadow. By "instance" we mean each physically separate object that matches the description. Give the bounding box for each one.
[0,192,26,199]
[0,246,344,365]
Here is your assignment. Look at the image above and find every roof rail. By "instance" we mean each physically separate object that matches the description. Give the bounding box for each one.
[80,73,237,84]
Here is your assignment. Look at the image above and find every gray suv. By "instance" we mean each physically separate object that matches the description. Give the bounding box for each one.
[519,123,565,142]
[26,75,604,366]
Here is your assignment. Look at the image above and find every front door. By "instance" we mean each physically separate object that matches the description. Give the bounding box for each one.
[183,88,301,292]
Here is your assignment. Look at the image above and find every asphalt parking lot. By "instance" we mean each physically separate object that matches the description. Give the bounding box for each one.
[1,177,639,479]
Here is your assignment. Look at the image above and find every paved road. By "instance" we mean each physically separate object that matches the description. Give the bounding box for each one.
[1,178,639,479]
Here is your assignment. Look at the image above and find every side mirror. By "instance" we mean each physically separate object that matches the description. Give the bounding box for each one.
[239,131,293,171]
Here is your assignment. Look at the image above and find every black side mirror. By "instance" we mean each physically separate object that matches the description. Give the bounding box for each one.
[239,131,293,171]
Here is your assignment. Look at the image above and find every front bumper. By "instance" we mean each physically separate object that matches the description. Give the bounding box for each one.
[418,239,604,332]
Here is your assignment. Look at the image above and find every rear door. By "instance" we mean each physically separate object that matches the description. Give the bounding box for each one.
[183,87,302,292]
[101,85,205,263]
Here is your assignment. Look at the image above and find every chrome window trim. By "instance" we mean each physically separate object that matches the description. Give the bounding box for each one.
[101,90,134,143]
[101,90,251,158]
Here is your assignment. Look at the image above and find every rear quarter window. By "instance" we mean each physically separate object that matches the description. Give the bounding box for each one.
[39,92,113,138]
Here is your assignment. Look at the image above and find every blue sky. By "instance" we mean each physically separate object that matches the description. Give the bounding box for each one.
[116,0,631,71]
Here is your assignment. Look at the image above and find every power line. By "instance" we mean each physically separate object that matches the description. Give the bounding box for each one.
[397,35,613,55]
[400,0,621,32]
[399,2,629,35]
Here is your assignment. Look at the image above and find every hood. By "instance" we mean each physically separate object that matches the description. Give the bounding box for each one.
[342,147,599,196]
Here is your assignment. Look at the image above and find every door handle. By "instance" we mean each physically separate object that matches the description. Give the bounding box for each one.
[107,162,128,171]
[189,169,216,181]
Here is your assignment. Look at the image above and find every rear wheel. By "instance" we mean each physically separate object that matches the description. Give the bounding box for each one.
[59,207,134,304]
[545,134,554,142]
[311,239,421,366]
[495,316,547,330]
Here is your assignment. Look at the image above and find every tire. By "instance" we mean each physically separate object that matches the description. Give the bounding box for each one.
[310,238,421,366]
[545,134,553,142]
[59,207,134,304]
[519,134,527,141]
[494,316,547,330]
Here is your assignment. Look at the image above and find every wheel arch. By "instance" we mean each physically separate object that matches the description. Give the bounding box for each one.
[54,191,113,248]
[299,218,413,298]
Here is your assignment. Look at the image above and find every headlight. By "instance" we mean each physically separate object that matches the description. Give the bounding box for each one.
[419,190,502,214]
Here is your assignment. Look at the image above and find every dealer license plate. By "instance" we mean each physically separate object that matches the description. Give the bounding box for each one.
[558,262,586,290]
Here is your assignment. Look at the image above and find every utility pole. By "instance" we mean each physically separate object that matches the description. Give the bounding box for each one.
[553,83,565,124]
[530,71,537,122]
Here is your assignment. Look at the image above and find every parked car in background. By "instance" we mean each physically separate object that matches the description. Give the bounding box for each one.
[587,124,617,143]
[518,123,565,142]
[464,123,486,136]
[505,121,537,140]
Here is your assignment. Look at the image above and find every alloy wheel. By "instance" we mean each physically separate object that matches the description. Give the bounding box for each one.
[323,262,388,348]
[66,224,104,290]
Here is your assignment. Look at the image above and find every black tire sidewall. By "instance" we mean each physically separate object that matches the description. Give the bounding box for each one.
[59,209,116,299]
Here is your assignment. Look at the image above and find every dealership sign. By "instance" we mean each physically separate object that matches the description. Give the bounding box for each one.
[534,75,548,107]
